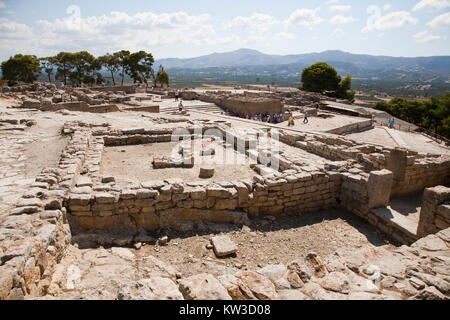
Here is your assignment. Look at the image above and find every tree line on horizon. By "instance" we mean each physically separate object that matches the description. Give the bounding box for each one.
[1,51,170,87]
[2,53,448,138]
[374,94,450,139]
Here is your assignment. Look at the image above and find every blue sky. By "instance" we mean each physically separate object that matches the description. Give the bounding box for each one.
[0,0,449,61]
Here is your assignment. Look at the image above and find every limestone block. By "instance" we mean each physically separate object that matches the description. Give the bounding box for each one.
[120,190,137,200]
[211,235,238,257]
[367,170,393,209]
[178,274,231,300]
[190,187,207,201]
[68,194,91,206]
[236,271,277,300]
[95,193,116,204]
[117,278,183,300]
[200,166,215,178]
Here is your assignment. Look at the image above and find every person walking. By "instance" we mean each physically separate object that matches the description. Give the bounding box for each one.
[175,90,180,102]
[304,111,309,124]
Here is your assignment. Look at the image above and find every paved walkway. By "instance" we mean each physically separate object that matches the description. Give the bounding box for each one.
[383,127,408,148]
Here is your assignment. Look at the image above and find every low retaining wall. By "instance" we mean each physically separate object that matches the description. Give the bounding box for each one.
[280,131,450,198]
[417,186,450,238]
[67,170,340,235]
[326,119,374,135]
[123,105,160,113]
[339,169,419,244]
[180,91,284,116]
[22,101,120,113]
[61,123,428,247]
[91,85,136,94]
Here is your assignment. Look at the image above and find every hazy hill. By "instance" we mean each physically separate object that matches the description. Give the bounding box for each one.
[155,49,450,82]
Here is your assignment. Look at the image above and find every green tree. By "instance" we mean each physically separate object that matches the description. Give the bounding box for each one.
[113,50,131,86]
[301,62,356,102]
[55,52,74,85]
[71,51,96,84]
[40,56,57,83]
[374,93,450,138]
[336,74,356,103]
[126,51,155,84]
[301,62,341,93]
[1,54,40,86]
[95,73,105,85]
[98,53,120,86]
[156,65,170,88]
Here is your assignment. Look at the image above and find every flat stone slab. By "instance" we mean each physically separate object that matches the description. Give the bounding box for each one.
[211,235,237,257]
[371,207,419,236]
[76,176,93,187]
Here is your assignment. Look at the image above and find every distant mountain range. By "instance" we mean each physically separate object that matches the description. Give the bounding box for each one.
[156,49,450,82]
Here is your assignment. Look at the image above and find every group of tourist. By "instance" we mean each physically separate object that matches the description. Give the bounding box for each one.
[232,111,311,127]
[241,112,284,124]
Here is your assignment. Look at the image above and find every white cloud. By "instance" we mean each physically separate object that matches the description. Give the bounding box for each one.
[285,8,324,28]
[383,4,392,11]
[377,33,385,38]
[413,30,442,42]
[362,11,418,33]
[330,15,357,24]
[0,11,226,60]
[245,35,266,44]
[326,0,339,4]
[211,34,241,45]
[34,11,217,52]
[427,11,450,27]
[0,18,34,40]
[417,34,442,42]
[412,0,450,12]
[226,13,279,33]
[329,5,351,12]
[414,30,429,38]
[0,1,5,9]
[0,18,41,60]
[275,32,298,40]
[332,28,345,38]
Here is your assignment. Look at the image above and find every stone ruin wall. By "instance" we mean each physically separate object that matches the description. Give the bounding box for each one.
[66,124,340,238]
[181,91,284,116]
[91,85,137,94]
[279,130,450,197]
[1,83,134,114]
[0,123,96,299]
[59,122,450,245]
[417,186,450,238]
[1,118,449,300]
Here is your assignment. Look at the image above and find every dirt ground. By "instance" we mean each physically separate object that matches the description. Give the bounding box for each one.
[100,142,256,185]
[136,207,396,276]
[48,207,396,300]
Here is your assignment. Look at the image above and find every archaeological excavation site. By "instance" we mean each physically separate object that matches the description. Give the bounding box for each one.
[0,83,449,301]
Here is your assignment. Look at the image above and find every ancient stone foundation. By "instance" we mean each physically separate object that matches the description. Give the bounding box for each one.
[0,117,449,300]
[417,186,450,237]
